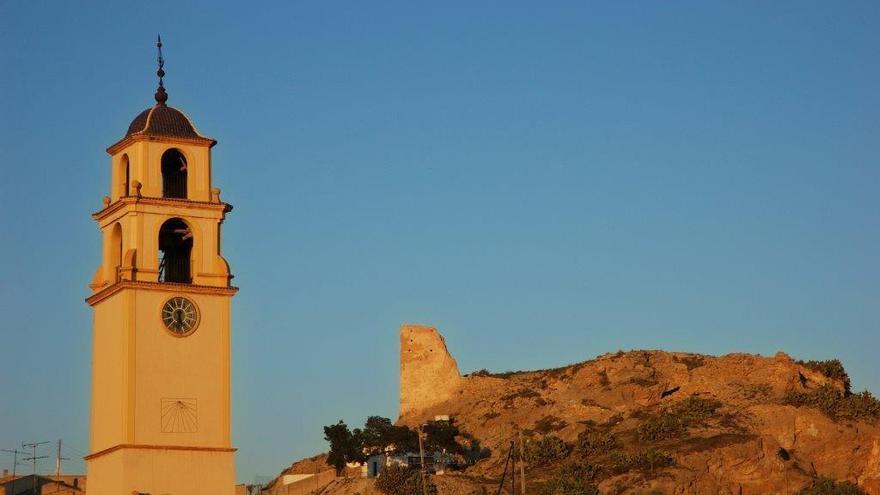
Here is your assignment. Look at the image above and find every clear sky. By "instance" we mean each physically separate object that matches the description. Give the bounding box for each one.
[1,0,878,484]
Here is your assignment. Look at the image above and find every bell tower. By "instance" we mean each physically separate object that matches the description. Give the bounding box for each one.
[85,37,237,495]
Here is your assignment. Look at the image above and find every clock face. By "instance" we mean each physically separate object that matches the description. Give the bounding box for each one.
[161,296,200,336]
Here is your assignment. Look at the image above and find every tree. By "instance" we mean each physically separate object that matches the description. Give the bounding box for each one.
[423,419,465,455]
[323,420,364,475]
[358,416,419,454]
[362,416,395,453]
[388,424,420,452]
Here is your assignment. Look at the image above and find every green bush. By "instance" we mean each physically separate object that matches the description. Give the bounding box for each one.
[610,450,674,474]
[796,360,851,393]
[638,395,722,441]
[784,385,880,421]
[523,435,570,466]
[574,431,618,458]
[798,477,867,495]
[375,465,437,495]
[542,461,601,495]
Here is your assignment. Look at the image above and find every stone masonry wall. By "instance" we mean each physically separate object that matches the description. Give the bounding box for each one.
[399,324,462,417]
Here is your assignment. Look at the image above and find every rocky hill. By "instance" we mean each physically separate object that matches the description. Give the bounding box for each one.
[395,325,880,494]
[270,325,880,495]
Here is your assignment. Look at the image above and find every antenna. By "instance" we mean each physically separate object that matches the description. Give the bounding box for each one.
[155,34,168,105]
[1,448,27,495]
[22,441,50,495]
[55,439,70,481]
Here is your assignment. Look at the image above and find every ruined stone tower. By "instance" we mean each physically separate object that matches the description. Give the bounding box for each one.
[399,325,462,417]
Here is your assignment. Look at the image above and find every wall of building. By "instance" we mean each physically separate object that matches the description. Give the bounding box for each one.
[266,469,336,495]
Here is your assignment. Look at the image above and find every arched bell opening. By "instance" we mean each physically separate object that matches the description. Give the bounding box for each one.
[161,149,188,199]
[118,154,130,198]
[158,218,193,283]
[110,223,123,282]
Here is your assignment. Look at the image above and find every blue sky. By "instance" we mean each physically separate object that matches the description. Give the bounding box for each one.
[1,0,878,484]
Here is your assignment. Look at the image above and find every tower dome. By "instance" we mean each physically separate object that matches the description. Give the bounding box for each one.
[125,104,204,139]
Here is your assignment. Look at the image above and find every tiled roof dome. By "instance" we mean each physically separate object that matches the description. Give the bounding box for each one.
[125,104,204,139]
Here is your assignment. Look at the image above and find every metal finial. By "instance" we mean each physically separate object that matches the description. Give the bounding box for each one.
[155,34,168,105]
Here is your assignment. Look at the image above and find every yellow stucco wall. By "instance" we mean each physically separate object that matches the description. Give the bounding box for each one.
[90,293,127,452]
[87,448,234,495]
[90,288,232,449]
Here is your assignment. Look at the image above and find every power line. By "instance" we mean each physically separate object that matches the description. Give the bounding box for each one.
[61,446,90,461]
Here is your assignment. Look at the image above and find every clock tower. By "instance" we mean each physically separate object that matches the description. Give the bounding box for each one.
[85,38,237,495]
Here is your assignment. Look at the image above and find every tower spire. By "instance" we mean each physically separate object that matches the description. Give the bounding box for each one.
[155,34,168,105]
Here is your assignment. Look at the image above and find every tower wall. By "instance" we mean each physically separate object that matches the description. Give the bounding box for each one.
[87,448,235,495]
[89,77,235,495]
[399,325,462,417]
[90,293,129,452]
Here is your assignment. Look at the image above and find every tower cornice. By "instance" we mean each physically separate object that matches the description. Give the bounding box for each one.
[107,132,216,155]
[86,280,238,306]
[84,443,237,461]
[93,196,233,223]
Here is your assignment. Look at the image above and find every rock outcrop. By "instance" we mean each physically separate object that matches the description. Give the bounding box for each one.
[399,324,462,416]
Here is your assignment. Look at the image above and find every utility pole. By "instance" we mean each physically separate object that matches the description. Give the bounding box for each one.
[23,441,49,495]
[517,432,526,495]
[509,441,515,495]
[417,424,428,495]
[495,443,514,495]
[1,448,27,495]
[510,440,516,495]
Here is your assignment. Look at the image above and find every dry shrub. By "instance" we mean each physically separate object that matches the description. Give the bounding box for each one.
[798,476,867,495]
[532,415,568,434]
[796,359,851,393]
[610,450,674,474]
[673,355,706,370]
[784,385,880,421]
[638,395,722,441]
[574,431,618,458]
[375,465,436,495]
[542,461,601,495]
[523,435,570,466]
